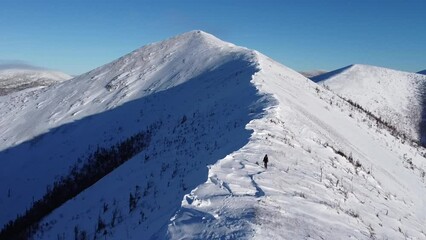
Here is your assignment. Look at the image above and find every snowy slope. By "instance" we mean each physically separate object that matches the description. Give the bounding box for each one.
[167,56,426,239]
[0,68,71,95]
[0,30,257,232]
[313,64,426,143]
[1,32,426,240]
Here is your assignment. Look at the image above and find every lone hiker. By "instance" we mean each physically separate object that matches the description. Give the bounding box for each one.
[263,154,269,169]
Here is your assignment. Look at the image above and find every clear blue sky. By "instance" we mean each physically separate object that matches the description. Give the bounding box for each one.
[1,0,425,75]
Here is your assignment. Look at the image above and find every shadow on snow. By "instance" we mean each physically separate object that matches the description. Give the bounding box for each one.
[0,56,271,238]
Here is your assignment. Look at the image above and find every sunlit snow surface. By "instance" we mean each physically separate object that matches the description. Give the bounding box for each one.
[314,65,426,143]
[0,31,425,239]
[168,53,426,239]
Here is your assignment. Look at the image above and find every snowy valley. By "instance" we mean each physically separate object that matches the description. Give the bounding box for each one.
[0,31,425,240]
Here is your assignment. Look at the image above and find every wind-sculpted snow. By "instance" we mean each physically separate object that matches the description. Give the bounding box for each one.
[167,56,426,239]
[1,31,425,239]
[0,31,265,239]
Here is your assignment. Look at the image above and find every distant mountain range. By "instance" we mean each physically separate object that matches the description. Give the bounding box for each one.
[418,70,426,75]
[0,67,71,96]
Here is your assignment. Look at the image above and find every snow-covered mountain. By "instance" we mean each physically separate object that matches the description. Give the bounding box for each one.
[418,70,426,75]
[1,31,425,240]
[299,69,327,79]
[0,68,71,95]
[313,64,426,144]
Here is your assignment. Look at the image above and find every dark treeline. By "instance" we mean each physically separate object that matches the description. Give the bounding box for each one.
[0,123,158,240]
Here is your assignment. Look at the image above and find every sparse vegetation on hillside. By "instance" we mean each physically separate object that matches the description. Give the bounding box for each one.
[0,123,158,240]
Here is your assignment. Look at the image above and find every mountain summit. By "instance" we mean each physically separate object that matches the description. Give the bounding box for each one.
[0,29,260,236]
[1,31,425,240]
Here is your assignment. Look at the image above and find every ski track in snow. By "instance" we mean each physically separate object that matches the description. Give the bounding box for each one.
[0,31,425,240]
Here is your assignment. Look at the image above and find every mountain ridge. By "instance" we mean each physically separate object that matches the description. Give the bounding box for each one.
[0,30,260,234]
[1,31,425,239]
